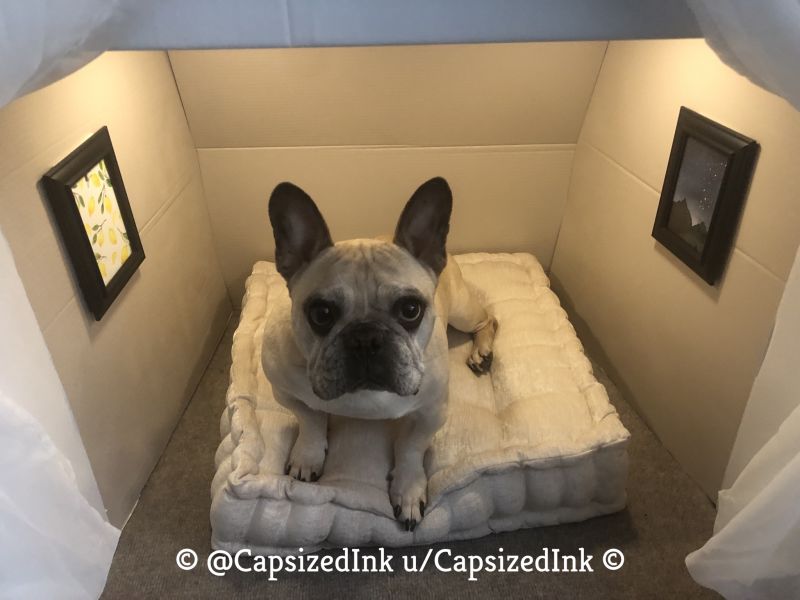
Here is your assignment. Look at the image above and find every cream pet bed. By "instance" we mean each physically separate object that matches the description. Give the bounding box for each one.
[211,253,630,554]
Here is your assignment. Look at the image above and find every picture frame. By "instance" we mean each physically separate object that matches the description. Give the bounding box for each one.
[41,127,145,320]
[652,107,759,285]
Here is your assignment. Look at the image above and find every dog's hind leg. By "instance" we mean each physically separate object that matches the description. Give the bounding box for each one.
[440,259,498,375]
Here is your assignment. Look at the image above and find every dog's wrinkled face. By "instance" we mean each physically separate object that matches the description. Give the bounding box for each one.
[291,240,436,399]
[268,178,452,400]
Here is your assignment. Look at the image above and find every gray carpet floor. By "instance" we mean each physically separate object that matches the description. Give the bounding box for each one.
[102,315,719,599]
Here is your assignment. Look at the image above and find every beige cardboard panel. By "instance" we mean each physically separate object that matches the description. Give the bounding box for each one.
[0,51,231,525]
[170,42,606,148]
[0,160,194,332]
[550,144,784,495]
[0,52,198,274]
[12,214,81,331]
[43,175,230,525]
[581,39,800,281]
[198,145,573,303]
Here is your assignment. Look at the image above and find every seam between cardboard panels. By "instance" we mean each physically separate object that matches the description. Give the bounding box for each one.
[41,174,194,333]
[166,51,197,149]
[583,141,787,284]
[138,171,194,236]
[167,52,234,308]
[194,143,578,152]
[550,41,610,272]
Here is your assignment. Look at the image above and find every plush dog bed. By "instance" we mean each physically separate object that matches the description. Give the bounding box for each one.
[211,253,630,554]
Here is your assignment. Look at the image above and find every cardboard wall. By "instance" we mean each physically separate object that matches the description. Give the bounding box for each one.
[169,43,607,302]
[550,39,800,496]
[0,52,231,525]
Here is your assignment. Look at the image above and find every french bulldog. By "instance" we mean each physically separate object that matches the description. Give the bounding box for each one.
[261,177,497,531]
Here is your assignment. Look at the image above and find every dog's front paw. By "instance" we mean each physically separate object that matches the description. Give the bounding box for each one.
[285,433,327,482]
[389,463,428,532]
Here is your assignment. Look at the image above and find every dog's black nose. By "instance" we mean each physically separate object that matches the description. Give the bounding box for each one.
[344,322,385,357]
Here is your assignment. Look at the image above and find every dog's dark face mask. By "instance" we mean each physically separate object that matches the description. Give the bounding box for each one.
[299,275,431,399]
[268,178,452,400]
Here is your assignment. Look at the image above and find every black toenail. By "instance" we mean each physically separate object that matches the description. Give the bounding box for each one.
[394,504,401,517]
[310,472,319,482]
[285,464,290,475]
[420,501,426,517]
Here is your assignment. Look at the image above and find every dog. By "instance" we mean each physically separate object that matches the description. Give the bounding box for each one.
[261,177,497,532]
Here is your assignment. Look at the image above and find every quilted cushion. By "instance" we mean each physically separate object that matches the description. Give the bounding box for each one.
[211,253,630,554]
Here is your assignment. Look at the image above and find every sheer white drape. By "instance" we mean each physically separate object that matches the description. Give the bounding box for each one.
[686,243,800,598]
[0,226,120,600]
[0,1,129,106]
[0,392,119,599]
[686,400,800,597]
[2,1,799,599]
[688,0,800,112]
[685,2,800,598]
[0,3,127,599]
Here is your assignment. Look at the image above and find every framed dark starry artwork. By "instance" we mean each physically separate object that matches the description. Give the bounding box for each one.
[652,107,759,285]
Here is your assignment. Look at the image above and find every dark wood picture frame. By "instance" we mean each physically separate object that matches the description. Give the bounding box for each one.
[652,107,758,285]
[41,127,145,320]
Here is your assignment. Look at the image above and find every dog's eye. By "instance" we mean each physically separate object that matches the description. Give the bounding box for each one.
[394,297,426,330]
[307,300,339,335]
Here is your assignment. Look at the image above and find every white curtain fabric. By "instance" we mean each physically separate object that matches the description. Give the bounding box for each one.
[0,0,143,107]
[2,1,800,599]
[0,225,120,600]
[688,0,800,112]
[686,402,800,598]
[0,393,119,599]
[0,3,128,599]
[685,2,800,598]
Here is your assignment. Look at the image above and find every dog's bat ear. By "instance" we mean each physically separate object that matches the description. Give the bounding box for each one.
[394,177,452,276]
[268,182,333,282]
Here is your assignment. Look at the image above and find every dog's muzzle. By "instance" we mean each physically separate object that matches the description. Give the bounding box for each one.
[342,321,394,392]
[310,320,423,400]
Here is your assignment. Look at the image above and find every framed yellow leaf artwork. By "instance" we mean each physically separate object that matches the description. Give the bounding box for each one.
[41,127,145,320]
